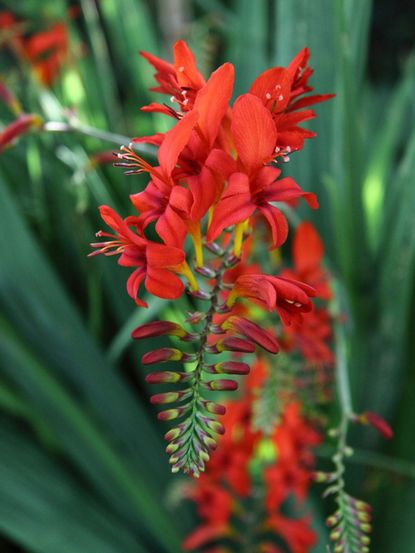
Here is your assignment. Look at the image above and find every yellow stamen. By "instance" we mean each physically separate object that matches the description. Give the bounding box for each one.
[233,221,246,257]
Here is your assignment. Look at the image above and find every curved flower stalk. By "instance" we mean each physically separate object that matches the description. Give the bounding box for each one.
[90,40,333,476]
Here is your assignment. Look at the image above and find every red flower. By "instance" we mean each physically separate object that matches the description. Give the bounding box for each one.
[356,411,393,440]
[282,307,334,365]
[207,94,317,248]
[89,205,189,306]
[250,47,334,154]
[282,221,331,300]
[266,514,316,553]
[122,109,198,247]
[140,40,205,115]
[265,403,321,511]
[227,273,316,325]
[0,113,43,152]
[23,22,69,86]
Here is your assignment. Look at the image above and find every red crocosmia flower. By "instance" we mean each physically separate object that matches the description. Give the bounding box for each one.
[282,308,334,365]
[0,113,43,152]
[357,411,393,440]
[124,109,198,247]
[89,205,187,306]
[140,39,205,114]
[265,403,320,511]
[182,523,231,551]
[227,273,316,326]
[266,514,316,553]
[23,22,69,86]
[282,221,331,300]
[250,47,334,154]
[207,94,317,248]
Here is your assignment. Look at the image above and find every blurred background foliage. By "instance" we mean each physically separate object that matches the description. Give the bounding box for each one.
[0,0,414,551]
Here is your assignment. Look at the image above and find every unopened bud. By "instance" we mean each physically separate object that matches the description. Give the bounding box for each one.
[132,320,187,340]
[209,361,251,375]
[203,379,238,391]
[213,337,255,353]
[142,348,185,364]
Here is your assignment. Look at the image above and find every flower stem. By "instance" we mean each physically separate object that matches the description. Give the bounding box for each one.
[42,120,156,155]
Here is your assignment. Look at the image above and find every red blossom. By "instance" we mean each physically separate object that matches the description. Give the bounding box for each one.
[250,47,334,154]
[140,40,205,114]
[282,221,331,300]
[227,273,316,325]
[266,514,317,553]
[0,113,43,152]
[89,205,187,306]
[207,94,317,248]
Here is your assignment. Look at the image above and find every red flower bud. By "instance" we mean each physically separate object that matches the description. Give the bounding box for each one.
[142,348,184,364]
[203,379,238,391]
[150,390,191,404]
[132,320,187,339]
[199,400,226,415]
[355,411,393,440]
[145,371,191,384]
[208,361,251,375]
[222,315,279,353]
[214,337,255,353]
[0,113,43,152]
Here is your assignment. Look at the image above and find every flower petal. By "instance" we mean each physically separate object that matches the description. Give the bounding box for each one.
[126,268,147,306]
[145,266,184,300]
[193,62,234,148]
[258,204,289,249]
[158,109,199,177]
[155,205,188,248]
[207,173,255,242]
[231,93,277,175]
[293,222,324,275]
[146,242,185,268]
[173,40,205,89]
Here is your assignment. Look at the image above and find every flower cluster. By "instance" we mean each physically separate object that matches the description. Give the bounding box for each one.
[0,10,72,86]
[182,361,321,553]
[90,40,333,475]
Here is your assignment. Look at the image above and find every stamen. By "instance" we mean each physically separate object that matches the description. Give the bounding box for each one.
[265,92,272,100]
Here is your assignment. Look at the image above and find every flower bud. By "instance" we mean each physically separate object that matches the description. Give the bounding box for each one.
[213,337,255,353]
[199,399,226,415]
[222,316,279,354]
[145,371,191,384]
[158,405,189,421]
[142,348,185,365]
[132,320,187,339]
[164,423,189,442]
[208,361,251,375]
[150,390,191,404]
[203,379,238,391]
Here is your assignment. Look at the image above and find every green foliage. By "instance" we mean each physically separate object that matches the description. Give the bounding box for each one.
[0,0,414,551]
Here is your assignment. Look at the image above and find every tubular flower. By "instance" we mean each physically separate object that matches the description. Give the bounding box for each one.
[250,47,334,154]
[227,273,316,325]
[281,221,331,300]
[0,113,43,152]
[140,39,205,115]
[89,205,192,306]
[207,94,318,248]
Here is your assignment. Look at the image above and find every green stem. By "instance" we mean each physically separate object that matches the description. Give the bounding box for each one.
[182,247,237,475]
[42,121,156,155]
